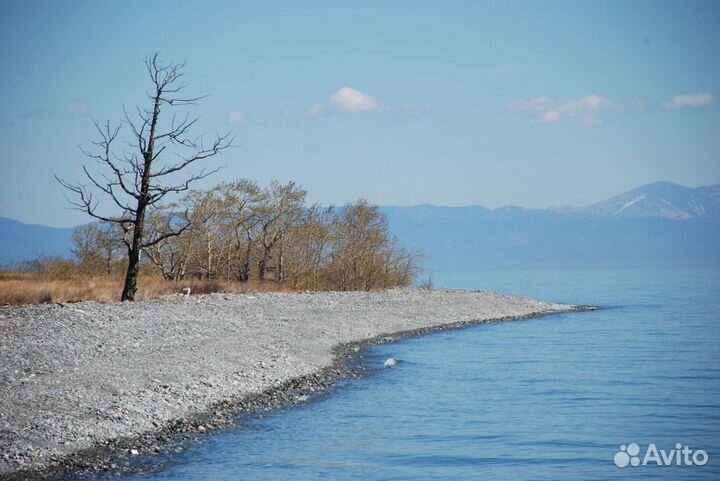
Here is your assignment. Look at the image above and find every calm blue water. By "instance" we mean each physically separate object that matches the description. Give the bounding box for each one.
[95,268,719,480]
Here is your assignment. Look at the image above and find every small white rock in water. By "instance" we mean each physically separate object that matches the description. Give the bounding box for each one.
[383,358,397,368]
[182,287,191,297]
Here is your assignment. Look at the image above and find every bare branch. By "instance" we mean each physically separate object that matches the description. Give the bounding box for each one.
[141,209,192,248]
[150,132,234,178]
[54,173,134,225]
[147,167,222,204]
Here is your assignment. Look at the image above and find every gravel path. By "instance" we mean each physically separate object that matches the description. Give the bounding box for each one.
[0,288,581,479]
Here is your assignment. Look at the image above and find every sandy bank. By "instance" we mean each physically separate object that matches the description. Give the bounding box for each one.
[0,288,585,479]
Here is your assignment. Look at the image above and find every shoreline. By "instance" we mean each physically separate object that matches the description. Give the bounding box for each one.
[0,289,594,480]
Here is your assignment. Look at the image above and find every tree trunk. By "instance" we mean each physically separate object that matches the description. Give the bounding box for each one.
[239,240,252,282]
[226,251,231,281]
[105,248,112,275]
[258,255,267,281]
[121,87,159,301]
[206,237,212,280]
[277,245,284,283]
[121,216,145,301]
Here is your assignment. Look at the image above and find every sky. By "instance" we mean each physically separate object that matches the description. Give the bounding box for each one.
[0,0,719,227]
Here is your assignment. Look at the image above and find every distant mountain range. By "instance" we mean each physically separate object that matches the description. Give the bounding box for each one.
[1,181,719,269]
[383,181,720,270]
[0,218,74,267]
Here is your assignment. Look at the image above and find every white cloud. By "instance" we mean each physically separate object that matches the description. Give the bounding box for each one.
[330,87,381,113]
[309,87,383,117]
[663,93,714,109]
[227,110,250,126]
[541,110,560,123]
[510,94,615,125]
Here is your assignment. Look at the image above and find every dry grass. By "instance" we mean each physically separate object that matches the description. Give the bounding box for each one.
[0,272,293,306]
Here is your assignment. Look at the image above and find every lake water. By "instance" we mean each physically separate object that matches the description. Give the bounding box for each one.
[94,268,719,480]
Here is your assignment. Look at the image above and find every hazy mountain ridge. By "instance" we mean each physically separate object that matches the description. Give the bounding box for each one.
[0,217,74,267]
[2,182,719,269]
[386,182,720,221]
[382,182,720,270]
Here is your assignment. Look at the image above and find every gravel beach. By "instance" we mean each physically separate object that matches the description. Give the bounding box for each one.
[0,288,583,479]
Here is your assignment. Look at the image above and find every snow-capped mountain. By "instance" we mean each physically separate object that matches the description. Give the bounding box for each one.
[580,181,720,219]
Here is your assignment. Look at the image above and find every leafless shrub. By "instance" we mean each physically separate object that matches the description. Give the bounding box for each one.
[418,272,434,291]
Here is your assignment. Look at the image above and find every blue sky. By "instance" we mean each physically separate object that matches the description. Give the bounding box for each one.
[1,0,718,227]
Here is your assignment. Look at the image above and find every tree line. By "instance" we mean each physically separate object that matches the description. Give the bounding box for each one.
[71,180,419,291]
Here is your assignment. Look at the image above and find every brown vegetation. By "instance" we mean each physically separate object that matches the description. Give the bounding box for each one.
[0,272,292,306]
[64,179,421,293]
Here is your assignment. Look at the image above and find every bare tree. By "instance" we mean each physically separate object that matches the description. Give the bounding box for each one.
[218,180,265,282]
[181,189,228,280]
[328,200,415,291]
[57,54,232,300]
[283,204,335,289]
[256,181,307,281]
[144,204,192,281]
[71,222,125,275]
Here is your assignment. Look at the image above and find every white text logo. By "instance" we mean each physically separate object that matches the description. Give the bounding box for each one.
[614,443,709,468]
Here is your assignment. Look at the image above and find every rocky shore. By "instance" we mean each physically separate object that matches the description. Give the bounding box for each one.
[0,288,585,480]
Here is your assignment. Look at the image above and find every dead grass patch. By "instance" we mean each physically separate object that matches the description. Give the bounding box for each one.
[0,272,293,306]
